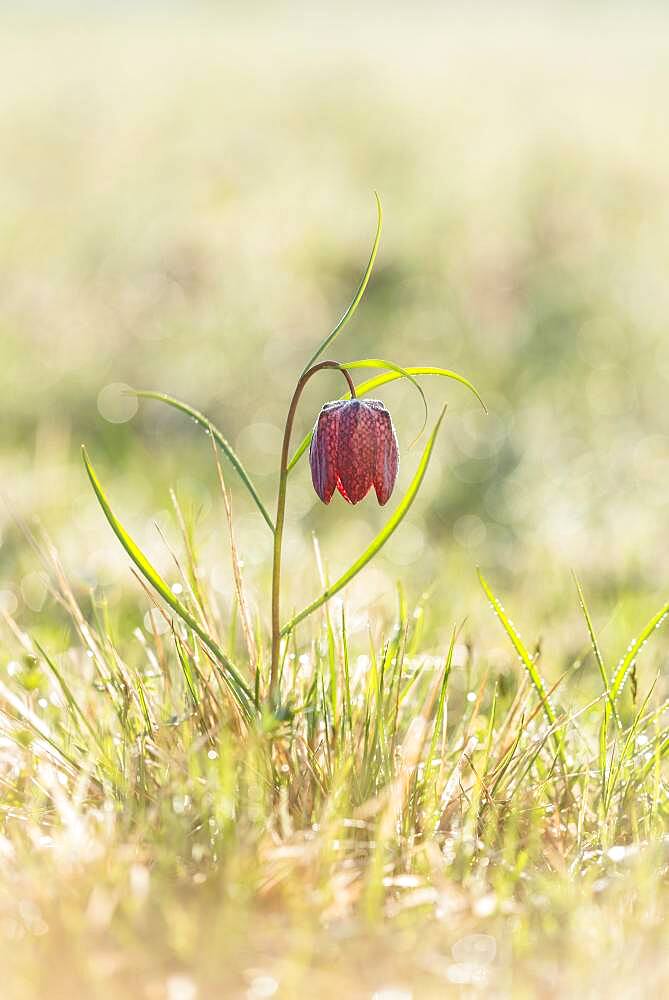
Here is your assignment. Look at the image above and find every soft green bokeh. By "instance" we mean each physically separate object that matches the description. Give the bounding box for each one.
[2,7,668,645]
[1,6,668,998]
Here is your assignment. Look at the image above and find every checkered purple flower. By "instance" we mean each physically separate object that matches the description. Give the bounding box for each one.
[309,398,399,506]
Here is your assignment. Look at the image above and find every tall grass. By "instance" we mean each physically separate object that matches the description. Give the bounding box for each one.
[0,435,667,997]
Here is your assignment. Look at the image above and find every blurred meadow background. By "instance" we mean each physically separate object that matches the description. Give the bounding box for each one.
[1,3,669,998]
[3,4,669,646]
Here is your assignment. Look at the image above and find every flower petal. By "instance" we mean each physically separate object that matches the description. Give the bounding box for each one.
[335,400,376,504]
[371,406,399,505]
[309,403,342,503]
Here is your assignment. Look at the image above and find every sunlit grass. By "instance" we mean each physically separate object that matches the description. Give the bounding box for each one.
[1,5,669,998]
[0,492,667,997]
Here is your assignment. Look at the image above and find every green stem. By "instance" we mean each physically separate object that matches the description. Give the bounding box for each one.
[269,361,356,701]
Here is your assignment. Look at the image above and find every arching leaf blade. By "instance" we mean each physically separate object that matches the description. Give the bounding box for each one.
[287,365,486,473]
[342,358,428,443]
[478,570,566,764]
[81,446,254,721]
[133,390,274,534]
[280,405,447,637]
[300,192,383,375]
[610,600,669,704]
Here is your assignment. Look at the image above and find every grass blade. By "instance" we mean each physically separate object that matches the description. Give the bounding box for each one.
[342,358,428,442]
[478,570,566,763]
[573,572,619,724]
[599,700,610,799]
[604,679,656,813]
[421,627,456,807]
[175,633,200,708]
[280,405,447,636]
[134,390,274,533]
[81,446,255,722]
[300,192,383,375]
[287,365,485,473]
[34,640,110,759]
[610,600,669,704]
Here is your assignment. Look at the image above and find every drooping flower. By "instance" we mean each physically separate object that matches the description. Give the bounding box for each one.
[309,398,399,506]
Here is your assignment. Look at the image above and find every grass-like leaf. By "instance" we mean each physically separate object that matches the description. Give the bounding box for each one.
[300,192,383,376]
[134,390,275,534]
[573,572,619,724]
[81,446,255,721]
[174,633,200,708]
[287,365,486,473]
[342,358,428,442]
[478,570,566,763]
[280,405,447,637]
[604,680,656,814]
[610,600,669,704]
[35,639,110,759]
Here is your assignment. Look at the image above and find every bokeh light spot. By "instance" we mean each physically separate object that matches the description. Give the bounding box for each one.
[97,382,138,424]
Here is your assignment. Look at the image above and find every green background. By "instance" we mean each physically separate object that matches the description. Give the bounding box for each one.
[1,3,668,682]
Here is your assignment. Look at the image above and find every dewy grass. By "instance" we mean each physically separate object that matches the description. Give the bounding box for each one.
[0,198,667,999]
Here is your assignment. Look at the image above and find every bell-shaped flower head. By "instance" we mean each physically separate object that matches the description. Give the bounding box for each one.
[309,398,399,506]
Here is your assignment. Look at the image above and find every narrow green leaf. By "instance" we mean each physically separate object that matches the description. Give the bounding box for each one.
[134,391,274,534]
[354,366,486,413]
[573,572,619,723]
[280,405,447,637]
[478,570,566,763]
[34,640,108,758]
[421,627,456,802]
[599,700,610,798]
[341,606,353,746]
[133,672,154,734]
[610,600,669,704]
[287,365,486,473]
[300,192,383,376]
[81,446,254,722]
[490,718,525,797]
[0,677,84,778]
[175,634,200,708]
[604,680,656,813]
[342,358,428,442]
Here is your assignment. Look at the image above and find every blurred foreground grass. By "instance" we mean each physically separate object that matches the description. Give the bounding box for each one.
[0,4,668,997]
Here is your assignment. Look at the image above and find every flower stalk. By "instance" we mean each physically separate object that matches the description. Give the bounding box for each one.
[269,360,356,701]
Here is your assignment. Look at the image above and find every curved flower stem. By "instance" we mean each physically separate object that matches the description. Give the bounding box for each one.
[270,361,356,702]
